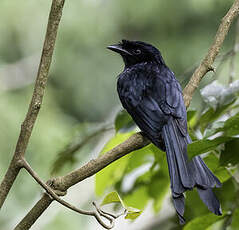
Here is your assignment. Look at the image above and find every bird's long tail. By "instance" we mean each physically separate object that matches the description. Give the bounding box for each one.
[161,119,222,224]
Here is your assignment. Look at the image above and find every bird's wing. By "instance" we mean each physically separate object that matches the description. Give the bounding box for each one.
[117,68,187,137]
[152,68,188,134]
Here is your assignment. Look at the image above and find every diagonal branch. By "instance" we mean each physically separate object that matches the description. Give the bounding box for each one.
[183,0,239,108]
[15,0,239,229]
[50,132,150,192]
[0,0,65,209]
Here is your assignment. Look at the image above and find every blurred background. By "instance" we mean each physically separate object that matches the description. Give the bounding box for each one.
[0,0,239,229]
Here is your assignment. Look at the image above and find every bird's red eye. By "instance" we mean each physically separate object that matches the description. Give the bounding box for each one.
[134,49,141,55]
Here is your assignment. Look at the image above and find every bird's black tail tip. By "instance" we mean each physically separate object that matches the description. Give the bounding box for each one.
[197,187,222,216]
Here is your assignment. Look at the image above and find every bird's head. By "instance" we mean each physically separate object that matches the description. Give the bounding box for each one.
[107,39,165,68]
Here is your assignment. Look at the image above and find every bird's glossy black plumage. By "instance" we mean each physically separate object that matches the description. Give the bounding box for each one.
[108,40,222,223]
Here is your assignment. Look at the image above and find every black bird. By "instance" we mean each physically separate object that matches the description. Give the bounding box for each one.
[107,40,222,224]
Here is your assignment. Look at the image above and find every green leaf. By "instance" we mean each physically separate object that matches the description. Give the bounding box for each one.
[188,136,233,159]
[101,192,143,220]
[187,109,197,122]
[213,167,231,183]
[115,109,135,132]
[220,112,239,137]
[95,132,134,195]
[149,173,170,212]
[95,132,154,195]
[99,132,135,155]
[183,213,225,230]
[220,139,239,166]
[125,144,155,174]
[200,101,234,134]
[203,154,219,170]
[204,121,225,138]
[123,186,149,210]
[231,208,239,230]
[203,112,239,138]
[125,207,142,220]
[147,146,170,212]
[101,191,125,207]
[199,80,236,133]
[203,154,231,183]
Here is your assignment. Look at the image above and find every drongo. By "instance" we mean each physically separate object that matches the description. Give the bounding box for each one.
[107,40,221,224]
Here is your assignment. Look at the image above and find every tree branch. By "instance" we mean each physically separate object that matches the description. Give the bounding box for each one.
[0,0,65,209]
[16,159,123,230]
[15,0,239,229]
[183,0,239,108]
[51,132,150,192]
[14,132,149,229]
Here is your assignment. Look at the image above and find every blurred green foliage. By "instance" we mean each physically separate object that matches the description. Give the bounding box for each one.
[0,0,239,229]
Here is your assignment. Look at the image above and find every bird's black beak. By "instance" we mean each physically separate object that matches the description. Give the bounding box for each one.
[107,44,132,56]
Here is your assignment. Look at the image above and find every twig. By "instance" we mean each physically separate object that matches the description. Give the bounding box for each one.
[15,132,149,229]
[0,0,65,208]
[14,0,239,229]
[183,0,239,108]
[17,159,121,230]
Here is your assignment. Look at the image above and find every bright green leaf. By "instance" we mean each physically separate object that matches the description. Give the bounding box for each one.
[188,136,233,159]
[101,191,125,207]
[95,132,134,195]
[183,213,226,230]
[203,154,219,171]
[123,186,149,210]
[125,144,155,174]
[95,132,156,195]
[187,109,198,131]
[150,175,169,212]
[99,132,135,155]
[214,167,231,183]
[125,207,142,220]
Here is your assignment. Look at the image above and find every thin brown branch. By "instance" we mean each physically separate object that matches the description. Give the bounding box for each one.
[17,159,120,230]
[51,132,150,192]
[16,132,149,229]
[183,0,239,108]
[15,0,239,229]
[0,0,65,209]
